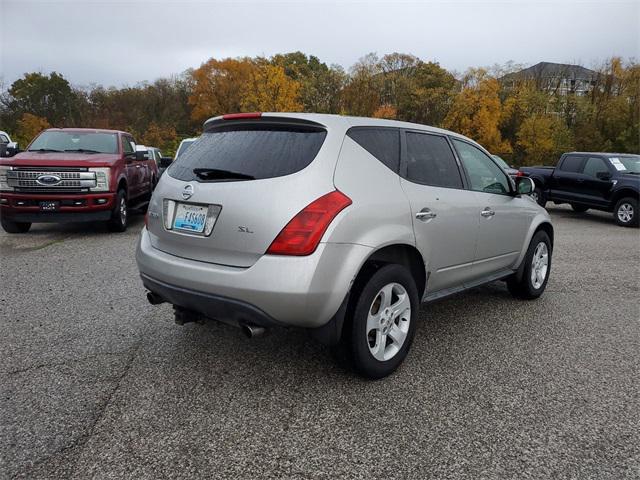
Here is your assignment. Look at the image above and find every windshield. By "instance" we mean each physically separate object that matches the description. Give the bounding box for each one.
[29,131,118,154]
[175,139,195,160]
[492,155,510,170]
[612,156,640,173]
[168,125,327,182]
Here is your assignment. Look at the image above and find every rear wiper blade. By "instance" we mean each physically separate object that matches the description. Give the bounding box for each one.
[193,168,255,181]
[64,148,101,154]
[28,148,64,153]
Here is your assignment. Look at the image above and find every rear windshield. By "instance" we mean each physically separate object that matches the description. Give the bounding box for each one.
[29,131,118,154]
[168,125,327,182]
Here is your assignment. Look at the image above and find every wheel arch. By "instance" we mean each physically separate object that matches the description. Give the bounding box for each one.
[612,188,639,206]
[352,243,426,301]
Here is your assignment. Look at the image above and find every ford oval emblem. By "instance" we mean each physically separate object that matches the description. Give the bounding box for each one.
[181,184,194,200]
[36,174,62,186]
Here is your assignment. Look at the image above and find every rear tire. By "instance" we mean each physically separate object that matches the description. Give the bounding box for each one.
[340,264,419,379]
[571,204,589,213]
[1,217,31,233]
[614,197,638,227]
[531,187,547,207]
[108,189,128,232]
[507,230,552,300]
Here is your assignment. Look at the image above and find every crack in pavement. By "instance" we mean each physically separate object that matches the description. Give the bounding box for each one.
[3,351,132,377]
[10,340,142,480]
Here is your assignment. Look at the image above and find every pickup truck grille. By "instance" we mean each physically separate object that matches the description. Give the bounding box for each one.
[7,168,96,192]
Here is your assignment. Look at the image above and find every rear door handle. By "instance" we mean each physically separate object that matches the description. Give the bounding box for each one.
[416,208,437,221]
[481,208,495,218]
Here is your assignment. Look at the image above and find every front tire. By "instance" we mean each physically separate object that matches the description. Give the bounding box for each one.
[108,189,128,232]
[344,264,419,379]
[531,186,547,207]
[1,217,31,233]
[507,230,552,300]
[614,197,638,227]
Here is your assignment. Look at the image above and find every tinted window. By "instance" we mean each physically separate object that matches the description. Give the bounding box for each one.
[0,134,9,143]
[29,131,118,154]
[560,155,583,172]
[168,125,327,182]
[405,132,462,188]
[347,128,400,172]
[583,157,608,177]
[452,139,510,194]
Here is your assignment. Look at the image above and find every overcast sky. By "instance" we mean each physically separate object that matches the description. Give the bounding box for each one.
[1,0,639,88]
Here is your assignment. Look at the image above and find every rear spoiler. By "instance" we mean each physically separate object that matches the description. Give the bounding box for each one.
[203,113,326,132]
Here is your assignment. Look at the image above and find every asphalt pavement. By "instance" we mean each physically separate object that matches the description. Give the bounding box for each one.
[1,205,639,479]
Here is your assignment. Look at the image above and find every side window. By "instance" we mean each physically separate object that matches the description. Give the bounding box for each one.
[121,136,134,154]
[451,139,510,195]
[405,132,463,189]
[582,157,609,178]
[559,155,584,173]
[0,134,9,143]
[347,128,400,173]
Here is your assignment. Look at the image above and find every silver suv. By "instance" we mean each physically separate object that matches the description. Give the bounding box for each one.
[137,113,553,378]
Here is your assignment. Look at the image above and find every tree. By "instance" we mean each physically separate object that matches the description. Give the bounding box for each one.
[516,114,573,165]
[141,123,178,155]
[16,113,50,147]
[444,69,511,153]
[241,64,303,112]
[402,61,457,126]
[188,58,256,124]
[341,53,384,116]
[7,72,82,126]
[372,104,397,119]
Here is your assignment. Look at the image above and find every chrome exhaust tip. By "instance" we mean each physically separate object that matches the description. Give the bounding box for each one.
[146,291,165,305]
[241,323,266,338]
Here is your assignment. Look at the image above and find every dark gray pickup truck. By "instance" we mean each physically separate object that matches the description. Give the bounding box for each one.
[520,152,640,227]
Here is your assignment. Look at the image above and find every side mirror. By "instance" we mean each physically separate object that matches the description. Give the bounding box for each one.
[159,157,173,169]
[135,150,147,161]
[1,143,19,157]
[516,176,535,196]
[596,171,611,181]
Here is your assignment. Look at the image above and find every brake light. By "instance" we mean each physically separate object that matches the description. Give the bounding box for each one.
[222,112,262,120]
[516,170,525,177]
[266,190,352,256]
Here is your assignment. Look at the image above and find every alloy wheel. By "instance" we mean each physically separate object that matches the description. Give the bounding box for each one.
[617,203,634,224]
[530,242,549,289]
[366,282,411,361]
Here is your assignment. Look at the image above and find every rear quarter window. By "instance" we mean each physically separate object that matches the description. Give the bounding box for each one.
[346,128,400,173]
[168,125,327,181]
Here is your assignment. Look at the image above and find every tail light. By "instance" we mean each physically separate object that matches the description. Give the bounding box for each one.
[266,190,352,256]
[516,170,525,177]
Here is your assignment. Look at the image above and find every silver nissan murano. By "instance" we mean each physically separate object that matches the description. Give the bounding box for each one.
[137,112,553,378]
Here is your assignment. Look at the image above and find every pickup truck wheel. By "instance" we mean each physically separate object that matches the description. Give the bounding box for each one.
[344,264,419,379]
[614,197,639,227]
[507,230,552,300]
[108,189,128,232]
[571,204,589,213]
[531,187,547,207]
[1,217,31,233]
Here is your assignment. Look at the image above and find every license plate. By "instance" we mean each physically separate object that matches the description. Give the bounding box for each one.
[39,201,59,211]
[173,203,208,233]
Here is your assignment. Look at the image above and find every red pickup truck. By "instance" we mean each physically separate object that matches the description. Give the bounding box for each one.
[0,128,158,233]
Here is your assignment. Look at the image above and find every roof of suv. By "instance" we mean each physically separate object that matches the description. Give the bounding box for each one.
[564,152,640,157]
[204,112,476,145]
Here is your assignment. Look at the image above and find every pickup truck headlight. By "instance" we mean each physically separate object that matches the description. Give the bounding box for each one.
[89,167,110,192]
[0,166,12,192]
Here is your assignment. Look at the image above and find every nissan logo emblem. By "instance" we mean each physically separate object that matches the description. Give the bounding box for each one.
[182,184,194,200]
[36,174,62,186]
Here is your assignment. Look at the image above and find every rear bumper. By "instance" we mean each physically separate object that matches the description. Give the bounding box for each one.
[0,192,115,223]
[141,273,282,328]
[136,227,373,328]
